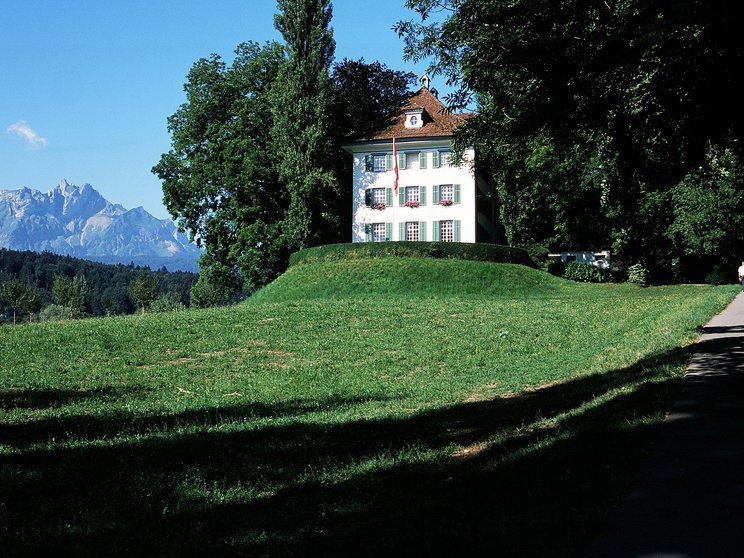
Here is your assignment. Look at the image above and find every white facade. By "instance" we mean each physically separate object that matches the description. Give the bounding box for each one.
[349,137,478,243]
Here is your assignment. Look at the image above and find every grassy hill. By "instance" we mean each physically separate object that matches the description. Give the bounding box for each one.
[0,257,737,557]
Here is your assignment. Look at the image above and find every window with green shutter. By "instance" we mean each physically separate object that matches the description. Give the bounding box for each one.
[419,152,427,169]
[454,220,461,242]
[419,185,427,206]
[386,188,393,206]
[365,189,372,207]
[454,184,461,204]
[432,185,441,205]
[365,224,373,242]
[433,221,440,241]
[399,222,405,241]
[432,151,440,168]
[399,188,405,206]
[364,155,373,172]
[419,221,427,241]
[385,153,393,171]
[385,223,392,241]
[398,152,407,170]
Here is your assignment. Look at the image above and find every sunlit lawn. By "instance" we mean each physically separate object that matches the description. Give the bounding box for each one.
[0,260,737,556]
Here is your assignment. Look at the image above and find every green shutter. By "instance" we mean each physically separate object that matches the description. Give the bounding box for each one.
[365,155,373,172]
[365,224,372,242]
[419,152,427,169]
[365,189,372,207]
[386,188,393,206]
[432,151,440,168]
[385,223,392,241]
[386,153,393,170]
[399,152,406,169]
[419,185,426,206]
[433,221,440,242]
[454,220,461,242]
[454,184,461,204]
[399,188,405,206]
[433,185,440,205]
[399,222,406,241]
[420,221,427,241]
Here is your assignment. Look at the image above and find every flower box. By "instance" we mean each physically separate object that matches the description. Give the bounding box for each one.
[404,200,420,208]
[439,199,453,207]
[371,202,386,211]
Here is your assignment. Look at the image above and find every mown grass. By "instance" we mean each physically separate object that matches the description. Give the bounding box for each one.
[0,258,737,557]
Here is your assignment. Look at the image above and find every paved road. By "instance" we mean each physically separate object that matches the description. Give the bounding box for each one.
[586,292,744,558]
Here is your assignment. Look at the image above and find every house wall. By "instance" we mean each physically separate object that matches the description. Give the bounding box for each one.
[350,139,477,243]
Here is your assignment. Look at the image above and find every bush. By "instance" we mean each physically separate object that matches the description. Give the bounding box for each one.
[626,263,649,285]
[563,261,606,283]
[289,242,533,267]
[704,265,729,286]
[150,292,186,313]
[39,304,67,322]
[546,259,565,277]
[527,244,549,267]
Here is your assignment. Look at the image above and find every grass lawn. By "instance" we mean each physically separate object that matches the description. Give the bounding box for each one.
[0,258,737,557]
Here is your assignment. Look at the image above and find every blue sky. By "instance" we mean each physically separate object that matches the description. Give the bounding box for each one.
[1,1,438,219]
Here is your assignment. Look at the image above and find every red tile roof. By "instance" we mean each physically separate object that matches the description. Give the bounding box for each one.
[366,87,469,141]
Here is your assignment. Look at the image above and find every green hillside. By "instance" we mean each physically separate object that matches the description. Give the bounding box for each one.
[0,257,737,557]
[254,257,571,302]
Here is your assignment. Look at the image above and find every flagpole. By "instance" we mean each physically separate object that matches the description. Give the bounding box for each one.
[392,137,398,242]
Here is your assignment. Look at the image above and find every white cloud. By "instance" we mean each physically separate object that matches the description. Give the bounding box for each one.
[6,120,48,148]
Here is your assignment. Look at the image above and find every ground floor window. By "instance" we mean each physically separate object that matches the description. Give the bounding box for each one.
[440,220,454,242]
[372,223,387,242]
[406,221,419,241]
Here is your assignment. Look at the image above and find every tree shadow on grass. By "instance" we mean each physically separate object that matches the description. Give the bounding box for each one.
[0,387,150,412]
[0,346,691,558]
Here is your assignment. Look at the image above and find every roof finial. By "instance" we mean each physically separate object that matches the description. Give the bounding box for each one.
[420,74,430,90]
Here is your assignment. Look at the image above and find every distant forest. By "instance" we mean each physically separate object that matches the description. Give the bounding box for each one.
[0,248,198,320]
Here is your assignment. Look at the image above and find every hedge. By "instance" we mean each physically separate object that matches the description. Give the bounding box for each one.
[289,242,533,268]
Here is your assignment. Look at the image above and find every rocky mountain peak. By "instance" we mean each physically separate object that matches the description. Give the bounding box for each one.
[0,180,201,271]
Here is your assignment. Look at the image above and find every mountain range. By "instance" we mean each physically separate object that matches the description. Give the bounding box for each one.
[0,180,202,271]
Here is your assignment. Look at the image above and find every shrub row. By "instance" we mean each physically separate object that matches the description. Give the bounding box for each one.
[289,242,533,268]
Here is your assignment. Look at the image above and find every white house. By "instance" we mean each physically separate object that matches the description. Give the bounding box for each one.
[343,79,498,244]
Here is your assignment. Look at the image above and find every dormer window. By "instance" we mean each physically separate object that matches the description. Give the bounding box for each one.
[405,108,425,129]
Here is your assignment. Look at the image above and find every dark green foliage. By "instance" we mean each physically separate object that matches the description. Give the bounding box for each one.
[271,0,340,254]
[547,259,566,277]
[0,248,197,318]
[153,41,288,292]
[153,9,415,291]
[288,241,532,267]
[396,0,744,282]
[189,272,237,308]
[527,243,550,267]
[331,58,416,141]
[130,270,159,315]
[563,262,606,283]
[52,275,88,319]
[0,279,40,323]
[667,145,744,281]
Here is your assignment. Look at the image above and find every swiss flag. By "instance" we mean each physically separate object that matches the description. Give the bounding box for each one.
[393,137,399,195]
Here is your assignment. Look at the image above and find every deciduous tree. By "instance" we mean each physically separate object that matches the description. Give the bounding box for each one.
[130,269,158,315]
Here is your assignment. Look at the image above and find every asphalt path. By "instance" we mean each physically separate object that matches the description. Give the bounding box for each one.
[586,292,744,558]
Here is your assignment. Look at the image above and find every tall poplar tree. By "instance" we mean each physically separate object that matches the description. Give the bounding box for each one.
[272,0,341,253]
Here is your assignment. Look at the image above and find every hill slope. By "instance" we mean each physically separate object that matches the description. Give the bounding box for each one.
[254,257,577,303]
[0,255,738,557]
